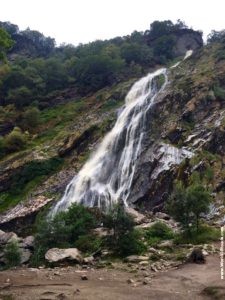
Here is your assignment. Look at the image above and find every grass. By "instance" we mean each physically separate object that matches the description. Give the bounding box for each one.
[174,225,220,245]
[0,157,63,213]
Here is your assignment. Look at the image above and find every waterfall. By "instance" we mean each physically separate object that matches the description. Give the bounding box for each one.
[52,51,192,215]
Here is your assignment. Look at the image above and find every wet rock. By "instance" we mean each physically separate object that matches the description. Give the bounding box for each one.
[45,248,83,263]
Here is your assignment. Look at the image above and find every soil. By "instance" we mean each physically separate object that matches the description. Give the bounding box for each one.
[0,254,224,300]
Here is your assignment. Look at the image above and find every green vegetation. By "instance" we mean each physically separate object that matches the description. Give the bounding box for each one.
[4,240,21,268]
[0,27,14,61]
[103,204,146,256]
[174,225,220,244]
[145,221,174,246]
[166,181,212,232]
[0,157,63,212]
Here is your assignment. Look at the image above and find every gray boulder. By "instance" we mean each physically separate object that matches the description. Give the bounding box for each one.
[45,248,83,263]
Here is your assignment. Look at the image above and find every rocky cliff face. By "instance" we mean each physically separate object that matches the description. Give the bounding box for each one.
[1,38,225,230]
[172,29,203,56]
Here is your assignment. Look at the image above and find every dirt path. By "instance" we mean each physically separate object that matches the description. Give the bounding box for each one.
[0,254,224,300]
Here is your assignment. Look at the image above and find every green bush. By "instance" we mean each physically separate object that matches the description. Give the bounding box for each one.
[4,240,21,268]
[21,106,40,130]
[174,225,220,244]
[103,204,146,257]
[166,182,212,232]
[75,234,102,254]
[32,204,98,265]
[4,127,26,152]
[145,221,174,240]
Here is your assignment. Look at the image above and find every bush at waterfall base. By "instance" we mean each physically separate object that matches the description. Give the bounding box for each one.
[32,203,147,265]
[103,204,147,256]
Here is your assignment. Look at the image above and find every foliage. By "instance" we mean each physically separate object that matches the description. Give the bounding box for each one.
[21,106,40,130]
[0,157,63,212]
[207,30,225,44]
[4,126,26,152]
[145,221,174,241]
[103,204,146,256]
[166,182,212,232]
[0,27,14,61]
[4,240,21,268]
[34,204,98,254]
[174,225,220,244]
[213,85,225,100]
[75,234,102,254]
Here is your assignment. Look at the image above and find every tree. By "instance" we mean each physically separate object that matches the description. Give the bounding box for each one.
[103,203,146,256]
[166,182,212,232]
[186,184,211,231]
[0,27,14,61]
[21,106,40,131]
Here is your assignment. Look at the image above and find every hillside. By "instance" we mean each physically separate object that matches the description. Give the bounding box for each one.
[0,20,205,227]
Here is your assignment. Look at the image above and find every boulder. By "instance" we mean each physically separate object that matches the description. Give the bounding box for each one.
[20,249,32,264]
[158,240,173,248]
[155,212,170,220]
[125,207,147,224]
[83,256,94,264]
[0,232,19,245]
[22,236,35,249]
[45,248,83,263]
[125,255,149,263]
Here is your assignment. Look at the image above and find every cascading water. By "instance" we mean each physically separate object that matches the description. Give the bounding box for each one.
[52,51,193,215]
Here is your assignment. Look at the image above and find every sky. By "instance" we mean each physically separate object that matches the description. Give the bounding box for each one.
[0,0,225,46]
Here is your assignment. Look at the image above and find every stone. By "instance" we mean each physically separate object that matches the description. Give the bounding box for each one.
[83,256,94,264]
[125,255,149,263]
[139,261,149,266]
[0,232,19,245]
[81,274,88,280]
[158,240,173,248]
[125,207,147,224]
[155,212,170,220]
[45,248,83,263]
[20,248,32,264]
[143,278,151,285]
[127,279,135,284]
[22,236,35,249]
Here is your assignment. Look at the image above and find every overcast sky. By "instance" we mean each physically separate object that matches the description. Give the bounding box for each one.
[0,0,224,46]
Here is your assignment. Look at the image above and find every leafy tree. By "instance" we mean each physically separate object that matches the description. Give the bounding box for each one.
[0,27,14,61]
[103,203,146,256]
[166,182,211,232]
[6,86,32,108]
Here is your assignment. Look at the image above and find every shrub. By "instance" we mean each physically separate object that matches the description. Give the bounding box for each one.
[145,221,174,241]
[213,85,225,100]
[4,240,21,268]
[103,203,146,256]
[4,127,26,152]
[166,182,212,232]
[32,204,98,265]
[21,106,40,130]
[75,234,102,254]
